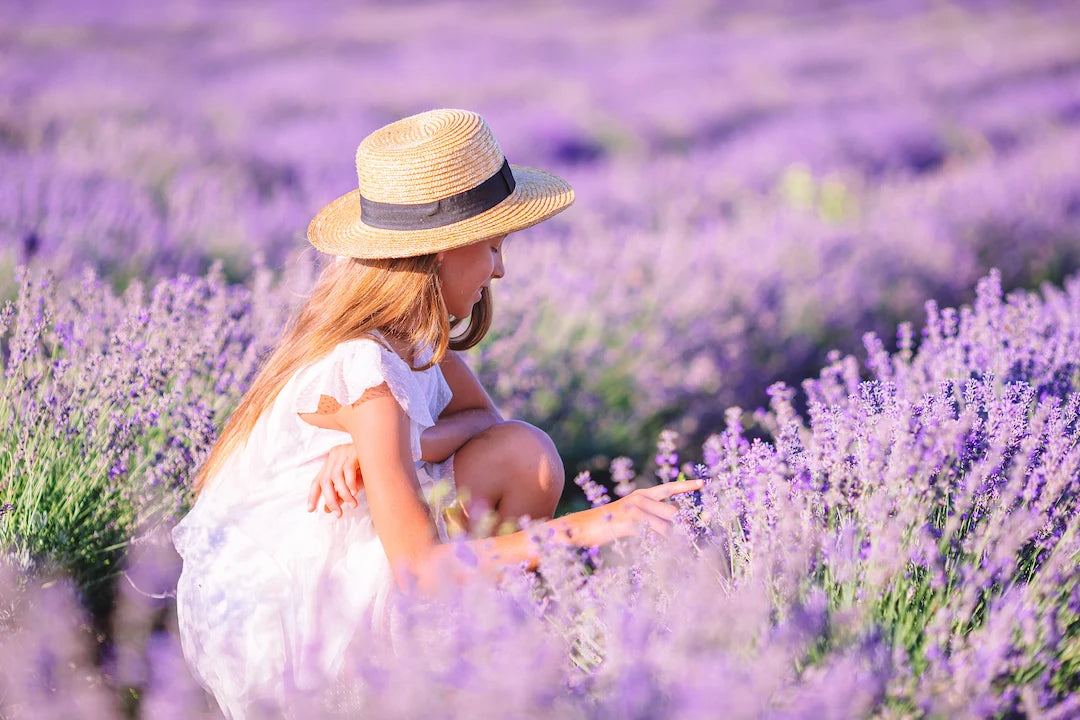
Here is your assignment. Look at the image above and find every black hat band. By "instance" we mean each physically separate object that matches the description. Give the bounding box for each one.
[359,158,516,231]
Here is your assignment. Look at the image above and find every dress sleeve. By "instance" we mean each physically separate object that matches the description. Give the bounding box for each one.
[291,339,437,456]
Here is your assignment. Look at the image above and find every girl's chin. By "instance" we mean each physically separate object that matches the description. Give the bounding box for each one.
[449,302,476,319]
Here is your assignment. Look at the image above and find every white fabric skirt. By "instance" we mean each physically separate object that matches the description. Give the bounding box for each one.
[172,455,457,720]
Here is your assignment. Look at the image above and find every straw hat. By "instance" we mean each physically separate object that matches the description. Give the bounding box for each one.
[307,108,575,259]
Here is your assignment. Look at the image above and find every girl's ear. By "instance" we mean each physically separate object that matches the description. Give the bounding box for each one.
[435,251,445,265]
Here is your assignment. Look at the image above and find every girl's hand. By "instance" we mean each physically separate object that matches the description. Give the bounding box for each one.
[584,479,703,543]
[419,407,501,463]
[307,443,364,517]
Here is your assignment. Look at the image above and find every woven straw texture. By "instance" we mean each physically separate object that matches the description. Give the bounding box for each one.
[307,108,575,259]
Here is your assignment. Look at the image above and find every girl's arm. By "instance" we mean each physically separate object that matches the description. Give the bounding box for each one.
[330,386,702,592]
[333,383,442,586]
[438,350,502,420]
[419,408,500,463]
[418,350,503,463]
[424,480,702,582]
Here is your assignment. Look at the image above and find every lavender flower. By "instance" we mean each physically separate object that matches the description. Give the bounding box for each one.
[655,429,680,483]
[609,457,636,498]
[573,471,611,508]
[1,1,1080,716]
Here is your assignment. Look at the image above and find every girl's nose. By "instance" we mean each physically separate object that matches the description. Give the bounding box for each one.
[492,253,505,279]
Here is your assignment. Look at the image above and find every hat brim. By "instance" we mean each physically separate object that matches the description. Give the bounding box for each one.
[306,164,575,259]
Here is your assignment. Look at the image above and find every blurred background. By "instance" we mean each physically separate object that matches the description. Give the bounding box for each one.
[3,0,1079,504]
[3,1,1080,716]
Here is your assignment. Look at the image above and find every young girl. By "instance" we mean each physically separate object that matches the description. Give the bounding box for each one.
[171,108,701,718]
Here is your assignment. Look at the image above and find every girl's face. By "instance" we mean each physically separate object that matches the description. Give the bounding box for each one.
[436,234,507,318]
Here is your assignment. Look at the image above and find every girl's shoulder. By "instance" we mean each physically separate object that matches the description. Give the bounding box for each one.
[328,332,399,365]
[317,331,429,377]
[331,331,441,373]
[292,331,439,427]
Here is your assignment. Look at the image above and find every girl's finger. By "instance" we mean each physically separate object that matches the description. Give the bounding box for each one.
[307,467,328,512]
[332,465,355,510]
[640,498,678,522]
[643,479,704,501]
[345,462,361,496]
[645,514,671,537]
[624,509,670,538]
[323,474,342,517]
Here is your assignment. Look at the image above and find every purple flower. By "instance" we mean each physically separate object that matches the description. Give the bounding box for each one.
[573,471,611,508]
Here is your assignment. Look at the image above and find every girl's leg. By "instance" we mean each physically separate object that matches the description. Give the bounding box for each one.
[450,420,564,532]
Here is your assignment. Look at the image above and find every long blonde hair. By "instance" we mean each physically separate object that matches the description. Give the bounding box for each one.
[192,253,493,497]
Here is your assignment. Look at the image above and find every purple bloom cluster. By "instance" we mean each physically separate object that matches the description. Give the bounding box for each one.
[2,0,1079,475]
[654,429,681,483]
[609,456,636,498]
[1,0,1080,716]
[572,471,611,508]
[3,266,1078,717]
[0,262,291,619]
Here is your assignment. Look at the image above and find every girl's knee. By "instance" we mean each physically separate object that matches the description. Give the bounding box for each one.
[483,420,564,514]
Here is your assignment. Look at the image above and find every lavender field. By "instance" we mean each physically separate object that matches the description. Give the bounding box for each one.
[3,0,1080,717]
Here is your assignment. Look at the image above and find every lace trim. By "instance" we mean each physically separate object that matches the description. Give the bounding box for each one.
[309,383,394,415]
[292,338,435,429]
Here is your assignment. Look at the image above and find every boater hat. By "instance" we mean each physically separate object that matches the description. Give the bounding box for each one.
[307,108,575,259]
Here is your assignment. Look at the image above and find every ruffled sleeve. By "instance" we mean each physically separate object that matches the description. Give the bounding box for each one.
[291,337,436,460]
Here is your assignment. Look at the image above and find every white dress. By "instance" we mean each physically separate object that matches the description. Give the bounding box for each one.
[171,332,455,719]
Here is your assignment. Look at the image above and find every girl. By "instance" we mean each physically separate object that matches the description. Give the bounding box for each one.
[171,108,701,718]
